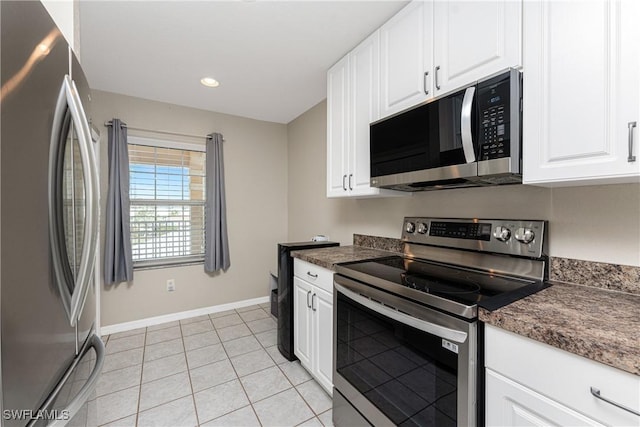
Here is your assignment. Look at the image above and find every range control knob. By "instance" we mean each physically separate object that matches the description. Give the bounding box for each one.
[405,222,416,233]
[416,222,428,234]
[515,227,535,244]
[493,226,511,242]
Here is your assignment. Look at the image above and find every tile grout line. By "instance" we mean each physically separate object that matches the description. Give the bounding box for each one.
[220,310,264,427]
[180,318,202,427]
[190,318,248,425]
[134,327,148,426]
[197,308,280,425]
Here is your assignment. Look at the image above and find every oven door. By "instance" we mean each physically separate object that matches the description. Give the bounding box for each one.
[333,275,476,427]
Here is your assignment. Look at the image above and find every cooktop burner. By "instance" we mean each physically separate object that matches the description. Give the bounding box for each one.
[403,274,482,294]
[337,255,548,316]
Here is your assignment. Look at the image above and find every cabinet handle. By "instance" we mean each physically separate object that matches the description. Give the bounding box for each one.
[306,290,312,308]
[342,174,347,191]
[348,174,353,190]
[307,271,318,279]
[435,66,441,90]
[628,121,637,162]
[311,293,317,311]
[590,387,640,416]
[423,71,429,95]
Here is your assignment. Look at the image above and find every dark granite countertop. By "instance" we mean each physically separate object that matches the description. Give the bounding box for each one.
[290,245,397,270]
[480,281,640,376]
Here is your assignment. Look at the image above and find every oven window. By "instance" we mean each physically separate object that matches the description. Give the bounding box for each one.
[336,293,458,426]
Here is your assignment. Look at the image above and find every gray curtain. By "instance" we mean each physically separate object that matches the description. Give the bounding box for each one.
[103,119,133,284]
[205,133,230,272]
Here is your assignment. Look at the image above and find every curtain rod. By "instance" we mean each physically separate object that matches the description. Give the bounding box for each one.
[104,121,222,141]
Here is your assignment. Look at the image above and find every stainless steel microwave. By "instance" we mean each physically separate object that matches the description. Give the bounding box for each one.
[370,69,522,191]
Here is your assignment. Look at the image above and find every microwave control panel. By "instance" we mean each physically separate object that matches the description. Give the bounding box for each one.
[477,74,512,161]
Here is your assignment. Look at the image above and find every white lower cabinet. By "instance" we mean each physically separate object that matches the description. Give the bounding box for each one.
[485,325,640,427]
[293,259,334,395]
[486,369,602,426]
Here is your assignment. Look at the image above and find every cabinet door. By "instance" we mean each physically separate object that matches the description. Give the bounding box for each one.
[486,369,603,427]
[293,277,312,370]
[349,32,380,196]
[380,0,431,118]
[433,0,521,95]
[327,56,349,197]
[312,287,333,395]
[523,0,640,185]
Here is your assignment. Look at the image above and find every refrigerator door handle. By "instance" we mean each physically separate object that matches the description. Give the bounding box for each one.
[48,74,100,327]
[27,334,105,427]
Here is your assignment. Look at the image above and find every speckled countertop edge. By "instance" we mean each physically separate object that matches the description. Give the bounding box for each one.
[480,281,640,376]
[290,245,397,270]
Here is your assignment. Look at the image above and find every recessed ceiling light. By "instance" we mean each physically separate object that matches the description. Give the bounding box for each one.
[200,77,220,88]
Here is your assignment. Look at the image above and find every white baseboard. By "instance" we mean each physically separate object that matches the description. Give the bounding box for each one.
[100,295,271,336]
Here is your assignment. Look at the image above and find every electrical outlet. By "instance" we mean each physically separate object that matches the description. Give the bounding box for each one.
[166,279,176,292]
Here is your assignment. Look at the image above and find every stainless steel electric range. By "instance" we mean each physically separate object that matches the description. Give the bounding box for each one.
[332,217,549,427]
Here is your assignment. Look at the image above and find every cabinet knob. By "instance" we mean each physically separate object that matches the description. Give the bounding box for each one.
[515,228,535,244]
[417,222,428,234]
[406,222,416,233]
[493,226,511,242]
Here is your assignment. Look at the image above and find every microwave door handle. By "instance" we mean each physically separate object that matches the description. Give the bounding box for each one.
[335,283,468,343]
[461,86,476,163]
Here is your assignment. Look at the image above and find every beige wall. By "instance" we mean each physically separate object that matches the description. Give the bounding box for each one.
[288,100,640,267]
[93,91,288,326]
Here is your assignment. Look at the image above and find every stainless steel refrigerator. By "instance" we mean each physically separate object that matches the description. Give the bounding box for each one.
[1,2,104,426]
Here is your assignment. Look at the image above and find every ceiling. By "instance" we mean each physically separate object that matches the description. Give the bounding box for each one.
[79,1,407,124]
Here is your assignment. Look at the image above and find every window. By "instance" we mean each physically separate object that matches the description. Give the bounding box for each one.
[128,138,206,267]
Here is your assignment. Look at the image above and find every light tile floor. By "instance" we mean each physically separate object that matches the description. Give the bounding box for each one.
[95,303,334,427]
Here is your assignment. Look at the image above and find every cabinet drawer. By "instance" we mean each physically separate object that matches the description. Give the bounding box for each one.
[485,325,640,426]
[294,259,334,294]
[486,369,602,427]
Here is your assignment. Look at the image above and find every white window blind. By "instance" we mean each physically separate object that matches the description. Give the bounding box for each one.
[128,143,206,267]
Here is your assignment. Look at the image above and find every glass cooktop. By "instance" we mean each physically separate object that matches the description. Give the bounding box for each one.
[336,256,549,315]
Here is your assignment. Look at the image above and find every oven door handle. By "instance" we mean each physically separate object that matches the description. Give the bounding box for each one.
[335,283,468,343]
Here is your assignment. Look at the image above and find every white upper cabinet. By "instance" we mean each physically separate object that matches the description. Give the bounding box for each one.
[380,1,432,118]
[327,32,404,198]
[523,0,640,185]
[349,31,381,196]
[327,56,349,197]
[378,0,521,120]
[433,0,522,95]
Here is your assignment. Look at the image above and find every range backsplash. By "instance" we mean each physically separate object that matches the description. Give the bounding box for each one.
[353,234,640,296]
